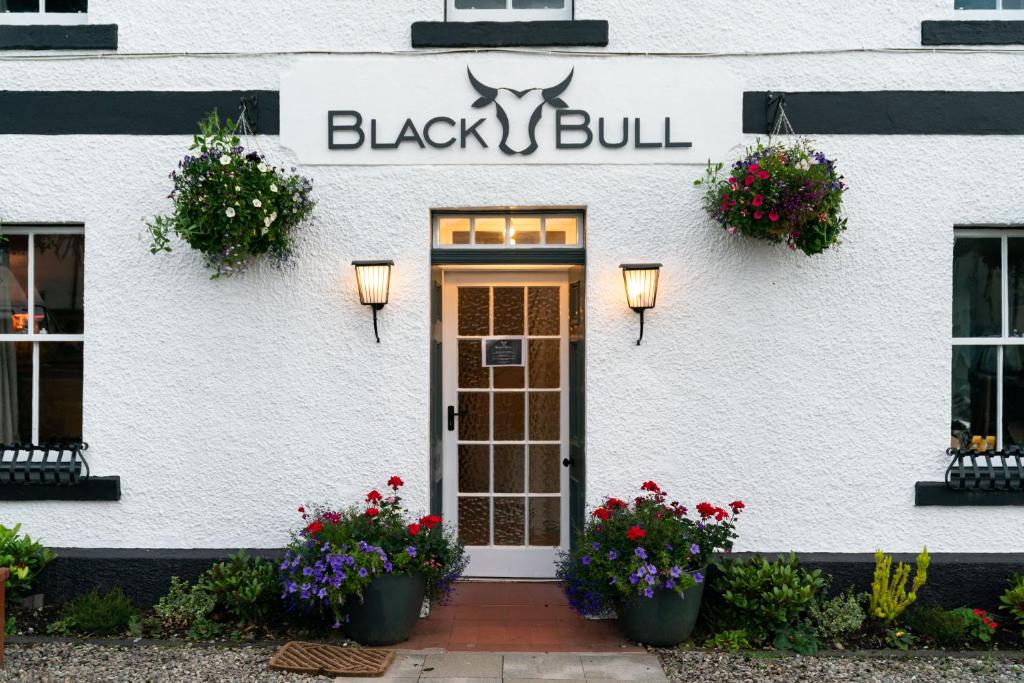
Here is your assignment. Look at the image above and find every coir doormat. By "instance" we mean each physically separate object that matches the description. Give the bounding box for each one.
[269,641,395,677]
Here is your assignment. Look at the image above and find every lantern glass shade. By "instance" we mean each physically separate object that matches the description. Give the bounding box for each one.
[352,260,394,307]
[620,264,661,311]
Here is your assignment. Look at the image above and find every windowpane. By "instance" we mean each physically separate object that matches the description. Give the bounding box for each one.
[44,0,87,11]
[38,341,83,443]
[474,217,506,245]
[458,497,490,546]
[1004,348,1024,446]
[0,342,32,445]
[0,235,29,335]
[458,287,489,336]
[493,497,525,546]
[953,237,1001,337]
[455,0,506,6]
[544,216,578,245]
[1008,238,1024,337]
[494,445,524,493]
[955,0,997,7]
[0,0,40,12]
[509,217,541,246]
[528,497,560,546]
[493,287,524,335]
[951,345,997,446]
[34,234,84,334]
[512,0,564,7]
[438,217,471,246]
[1005,0,1024,8]
[458,445,489,493]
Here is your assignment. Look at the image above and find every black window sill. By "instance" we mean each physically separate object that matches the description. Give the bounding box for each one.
[411,20,608,48]
[0,24,117,50]
[922,20,1024,45]
[915,481,1024,506]
[0,476,121,501]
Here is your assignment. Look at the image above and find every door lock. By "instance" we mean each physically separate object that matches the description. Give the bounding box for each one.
[447,405,466,432]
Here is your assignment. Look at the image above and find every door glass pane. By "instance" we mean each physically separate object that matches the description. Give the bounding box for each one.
[529,339,559,388]
[1,235,29,335]
[458,287,489,336]
[493,392,525,441]
[459,340,488,388]
[494,445,524,493]
[544,216,578,245]
[528,498,560,546]
[458,392,489,441]
[529,392,560,441]
[459,445,489,493]
[1004,347,1024,446]
[528,287,559,336]
[951,345,997,446]
[493,497,525,545]
[474,217,506,245]
[458,497,490,546]
[0,0,40,11]
[1008,238,1024,337]
[529,445,560,493]
[509,217,541,246]
[0,342,32,445]
[38,342,83,443]
[494,366,524,389]
[33,235,84,335]
[493,287,524,335]
[439,217,471,245]
[953,238,1002,338]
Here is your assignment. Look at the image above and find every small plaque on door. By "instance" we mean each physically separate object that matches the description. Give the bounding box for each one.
[482,338,524,367]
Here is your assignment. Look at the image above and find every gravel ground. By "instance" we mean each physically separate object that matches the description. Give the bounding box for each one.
[659,650,1024,683]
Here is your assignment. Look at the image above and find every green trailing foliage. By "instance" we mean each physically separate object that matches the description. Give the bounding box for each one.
[869,548,930,623]
[772,624,819,655]
[709,553,826,645]
[151,577,222,641]
[197,551,281,630]
[999,574,1024,635]
[47,588,139,637]
[807,589,866,645]
[704,629,751,652]
[0,523,56,601]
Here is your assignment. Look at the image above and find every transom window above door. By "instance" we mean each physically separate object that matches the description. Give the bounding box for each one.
[434,212,582,248]
[955,0,1024,8]
[447,0,572,22]
[0,0,88,24]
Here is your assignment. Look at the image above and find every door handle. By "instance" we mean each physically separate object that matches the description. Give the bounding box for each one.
[562,458,573,468]
[447,405,466,432]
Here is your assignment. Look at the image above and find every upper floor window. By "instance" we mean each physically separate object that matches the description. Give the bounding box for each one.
[434,212,582,248]
[0,225,84,446]
[955,0,1024,9]
[0,0,88,24]
[447,0,572,22]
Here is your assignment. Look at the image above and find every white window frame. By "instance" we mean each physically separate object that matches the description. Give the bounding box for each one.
[0,1,88,25]
[0,224,85,445]
[446,0,572,23]
[951,227,1024,449]
[433,211,584,249]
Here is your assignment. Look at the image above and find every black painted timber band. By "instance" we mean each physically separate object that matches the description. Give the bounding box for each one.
[0,476,120,501]
[915,481,1024,506]
[0,90,280,135]
[432,248,586,265]
[0,24,117,50]
[411,20,608,48]
[922,20,1024,46]
[744,91,1024,135]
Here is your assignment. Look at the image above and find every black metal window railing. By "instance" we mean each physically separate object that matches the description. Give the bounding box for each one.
[0,443,90,485]
[946,444,1024,492]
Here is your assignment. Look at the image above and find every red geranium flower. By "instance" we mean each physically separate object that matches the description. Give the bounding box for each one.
[749,163,760,173]
[592,507,611,521]
[297,506,305,514]
[305,520,323,535]
[757,170,770,180]
[365,507,380,518]
[714,508,729,521]
[366,490,383,503]
[420,514,442,530]
[407,523,421,537]
[696,502,716,519]
[640,481,661,494]
[729,501,745,513]
[769,211,780,223]
[744,175,755,187]
[606,498,628,510]
[754,211,764,220]
[752,194,764,207]
[388,475,404,490]
[626,526,646,542]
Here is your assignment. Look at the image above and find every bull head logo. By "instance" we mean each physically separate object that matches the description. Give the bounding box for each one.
[467,67,574,156]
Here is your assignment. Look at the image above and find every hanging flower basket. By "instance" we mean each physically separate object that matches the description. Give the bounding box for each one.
[146,111,315,278]
[695,139,847,256]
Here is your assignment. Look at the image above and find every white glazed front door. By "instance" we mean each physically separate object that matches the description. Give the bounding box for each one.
[441,270,570,578]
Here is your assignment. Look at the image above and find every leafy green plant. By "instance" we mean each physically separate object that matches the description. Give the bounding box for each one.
[999,574,1024,634]
[197,551,280,630]
[869,548,930,623]
[4,616,15,636]
[46,588,138,636]
[152,577,221,640]
[704,629,750,652]
[903,604,969,648]
[885,627,917,651]
[773,624,819,655]
[955,608,998,645]
[709,554,826,644]
[0,523,56,600]
[808,589,866,645]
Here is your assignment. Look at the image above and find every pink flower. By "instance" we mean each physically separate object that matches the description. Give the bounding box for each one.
[727,226,739,235]
[752,195,764,207]
[744,175,755,187]
[769,211,780,223]
[757,170,770,180]
[749,163,760,173]
[728,176,738,188]
[754,211,764,220]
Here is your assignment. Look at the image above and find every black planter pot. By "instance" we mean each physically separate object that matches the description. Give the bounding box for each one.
[343,573,426,646]
[620,578,705,647]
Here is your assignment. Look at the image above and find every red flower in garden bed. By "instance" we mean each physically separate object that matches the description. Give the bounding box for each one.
[626,526,646,542]
[365,507,380,519]
[366,489,383,503]
[592,507,611,521]
[407,523,421,537]
[304,520,323,536]
[388,475,404,490]
[420,514,442,530]
[640,481,661,494]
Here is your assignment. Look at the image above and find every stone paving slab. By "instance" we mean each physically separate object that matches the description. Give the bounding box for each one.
[420,652,505,679]
[503,653,586,679]
[581,654,668,681]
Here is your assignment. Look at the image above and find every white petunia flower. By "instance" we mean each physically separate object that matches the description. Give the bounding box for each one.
[253,198,262,208]
[264,217,272,227]
[219,155,231,166]
[225,207,236,218]
[270,184,278,193]
[235,185,241,192]
[270,212,277,222]
[261,226,269,235]
[258,163,269,173]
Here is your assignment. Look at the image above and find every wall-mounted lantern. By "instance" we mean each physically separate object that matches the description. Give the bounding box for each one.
[620,263,661,346]
[352,260,394,343]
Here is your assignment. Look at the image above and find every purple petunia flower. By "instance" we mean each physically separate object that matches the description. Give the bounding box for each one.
[406,546,417,558]
[358,567,369,578]
[670,566,682,579]
[635,547,647,560]
[592,542,601,551]
[645,574,656,586]
[607,550,618,561]
[581,555,592,566]
[665,579,676,590]
[629,573,640,586]
[694,572,704,584]
[690,544,701,556]
[643,587,655,599]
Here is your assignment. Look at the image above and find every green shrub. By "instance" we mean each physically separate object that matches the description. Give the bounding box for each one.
[704,629,750,652]
[709,553,826,644]
[4,616,15,636]
[151,577,221,641]
[869,548,929,623]
[808,589,866,645]
[197,551,280,629]
[999,574,1024,634]
[0,523,56,600]
[903,604,969,648]
[773,624,819,655]
[954,608,998,645]
[47,588,138,636]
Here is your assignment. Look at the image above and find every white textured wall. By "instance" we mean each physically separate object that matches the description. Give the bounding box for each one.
[1,1,1023,553]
